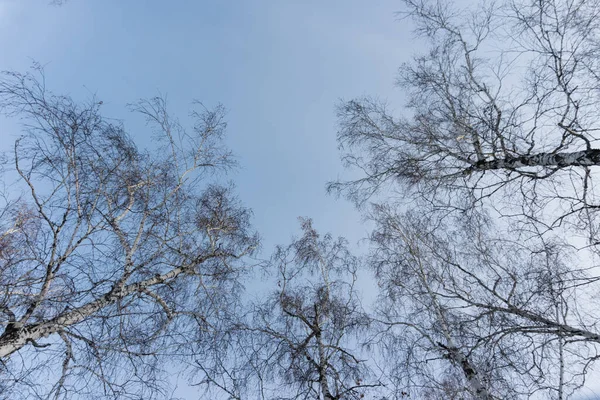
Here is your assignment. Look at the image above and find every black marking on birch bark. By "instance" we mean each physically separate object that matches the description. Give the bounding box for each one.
[463,149,600,174]
[437,342,491,399]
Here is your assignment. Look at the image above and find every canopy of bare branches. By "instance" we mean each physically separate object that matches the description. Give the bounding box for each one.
[331,0,600,399]
[4,1,600,399]
[0,69,258,399]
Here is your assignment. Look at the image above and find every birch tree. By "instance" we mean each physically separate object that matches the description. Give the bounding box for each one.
[196,219,381,400]
[0,69,258,399]
[330,0,600,398]
[369,207,600,399]
[331,0,600,239]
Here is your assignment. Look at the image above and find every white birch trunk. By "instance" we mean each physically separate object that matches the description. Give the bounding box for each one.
[465,149,600,173]
[0,262,193,358]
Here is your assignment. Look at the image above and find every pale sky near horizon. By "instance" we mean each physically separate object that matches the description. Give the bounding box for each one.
[0,0,411,254]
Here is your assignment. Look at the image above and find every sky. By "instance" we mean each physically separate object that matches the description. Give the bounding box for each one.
[0,0,412,255]
[3,3,600,400]
[0,1,413,397]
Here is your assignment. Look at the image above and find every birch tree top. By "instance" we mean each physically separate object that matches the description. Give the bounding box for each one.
[5,0,600,399]
[328,1,600,398]
[331,0,600,240]
[0,69,259,399]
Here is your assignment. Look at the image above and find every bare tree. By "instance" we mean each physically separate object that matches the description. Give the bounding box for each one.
[196,219,382,400]
[369,207,600,399]
[0,68,259,399]
[330,0,600,398]
[331,0,600,239]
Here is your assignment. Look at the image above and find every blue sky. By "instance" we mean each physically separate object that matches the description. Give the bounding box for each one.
[0,0,412,255]
[4,3,600,400]
[0,3,414,396]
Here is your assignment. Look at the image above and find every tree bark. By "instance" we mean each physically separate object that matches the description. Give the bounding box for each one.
[0,258,206,358]
[438,342,493,400]
[464,149,600,174]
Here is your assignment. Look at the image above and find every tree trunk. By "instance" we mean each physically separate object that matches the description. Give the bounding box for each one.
[438,342,493,400]
[0,262,192,358]
[465,149,600,174]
